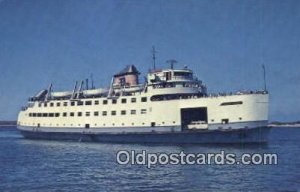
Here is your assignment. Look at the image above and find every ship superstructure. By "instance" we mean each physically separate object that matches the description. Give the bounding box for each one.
[17,63,270,143]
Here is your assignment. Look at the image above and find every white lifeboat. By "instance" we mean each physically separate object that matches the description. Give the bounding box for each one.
[51,91,72,98]
[83,88,108,96]
[114,85,144,93]
[125,86,144,92]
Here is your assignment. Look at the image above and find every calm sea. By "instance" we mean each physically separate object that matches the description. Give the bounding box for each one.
[0,127,299,192]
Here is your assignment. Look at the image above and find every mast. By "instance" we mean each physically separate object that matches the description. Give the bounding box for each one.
[262,64,267,91]
[152,46,156,70]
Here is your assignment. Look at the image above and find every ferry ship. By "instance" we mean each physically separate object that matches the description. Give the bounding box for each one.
[17,61,270,144]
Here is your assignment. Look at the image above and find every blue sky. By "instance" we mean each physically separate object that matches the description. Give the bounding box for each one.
[0,0,299,121]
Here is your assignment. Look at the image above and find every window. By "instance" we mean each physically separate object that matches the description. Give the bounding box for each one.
[121,98,127,104]
[43,113,48,117]
[103,100,108,105]
[56,102,61,107]
[121,110,126,115]
[44,103,47,107]
[131,110,136,115]
[77,101,83,106]
[38,113,42,117]
[38,103,42,107]
[63,112,67,117]
[70,112,74,117]
[112,99,117,104]
[50,103,54,107]
[131,98,136,103]
[33,113,37,117]
[141,97,147,102]
[111,111,116,115]
[174,71,192,78]
[120,77,126,86]
[29,113,32,117]
[102,111,107,116]
[94,111,99,116]
[85,101,92,105]
[151,122,155,127]
[71,101,75,106]
[141,109,147,114]
[55,113,59,117]
[63,102,68,106]
[78,112,82,117]
[95,100,99,105]
[49,113,54,117]
[86,112,90,116]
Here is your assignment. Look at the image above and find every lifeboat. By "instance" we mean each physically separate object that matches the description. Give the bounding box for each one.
[82,88,108,96]
[114,85,144,93]
[51,91,72,98]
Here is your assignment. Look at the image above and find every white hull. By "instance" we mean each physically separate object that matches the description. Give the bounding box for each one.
[18,93,268,132]
[17,65,269,143]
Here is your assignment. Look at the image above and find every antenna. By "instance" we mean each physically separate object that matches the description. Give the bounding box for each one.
[166,59,177,69]
[262,64,267,91]
[152,46,156,70]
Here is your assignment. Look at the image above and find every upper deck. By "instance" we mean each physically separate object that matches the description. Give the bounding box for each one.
[27,65,207,104]
[22,64,268,111]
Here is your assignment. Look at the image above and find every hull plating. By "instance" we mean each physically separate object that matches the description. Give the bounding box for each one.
[18,126,271,144]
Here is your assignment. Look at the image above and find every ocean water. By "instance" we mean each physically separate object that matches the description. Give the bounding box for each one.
[0,127,299,192]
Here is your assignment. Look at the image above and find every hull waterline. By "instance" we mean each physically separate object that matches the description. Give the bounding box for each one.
[18,126,271,144]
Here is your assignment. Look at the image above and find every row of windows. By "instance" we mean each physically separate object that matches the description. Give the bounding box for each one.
[29,113,60,117]
[38,97,147,107]
[28,109,147,117]
[21,121,176,128]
